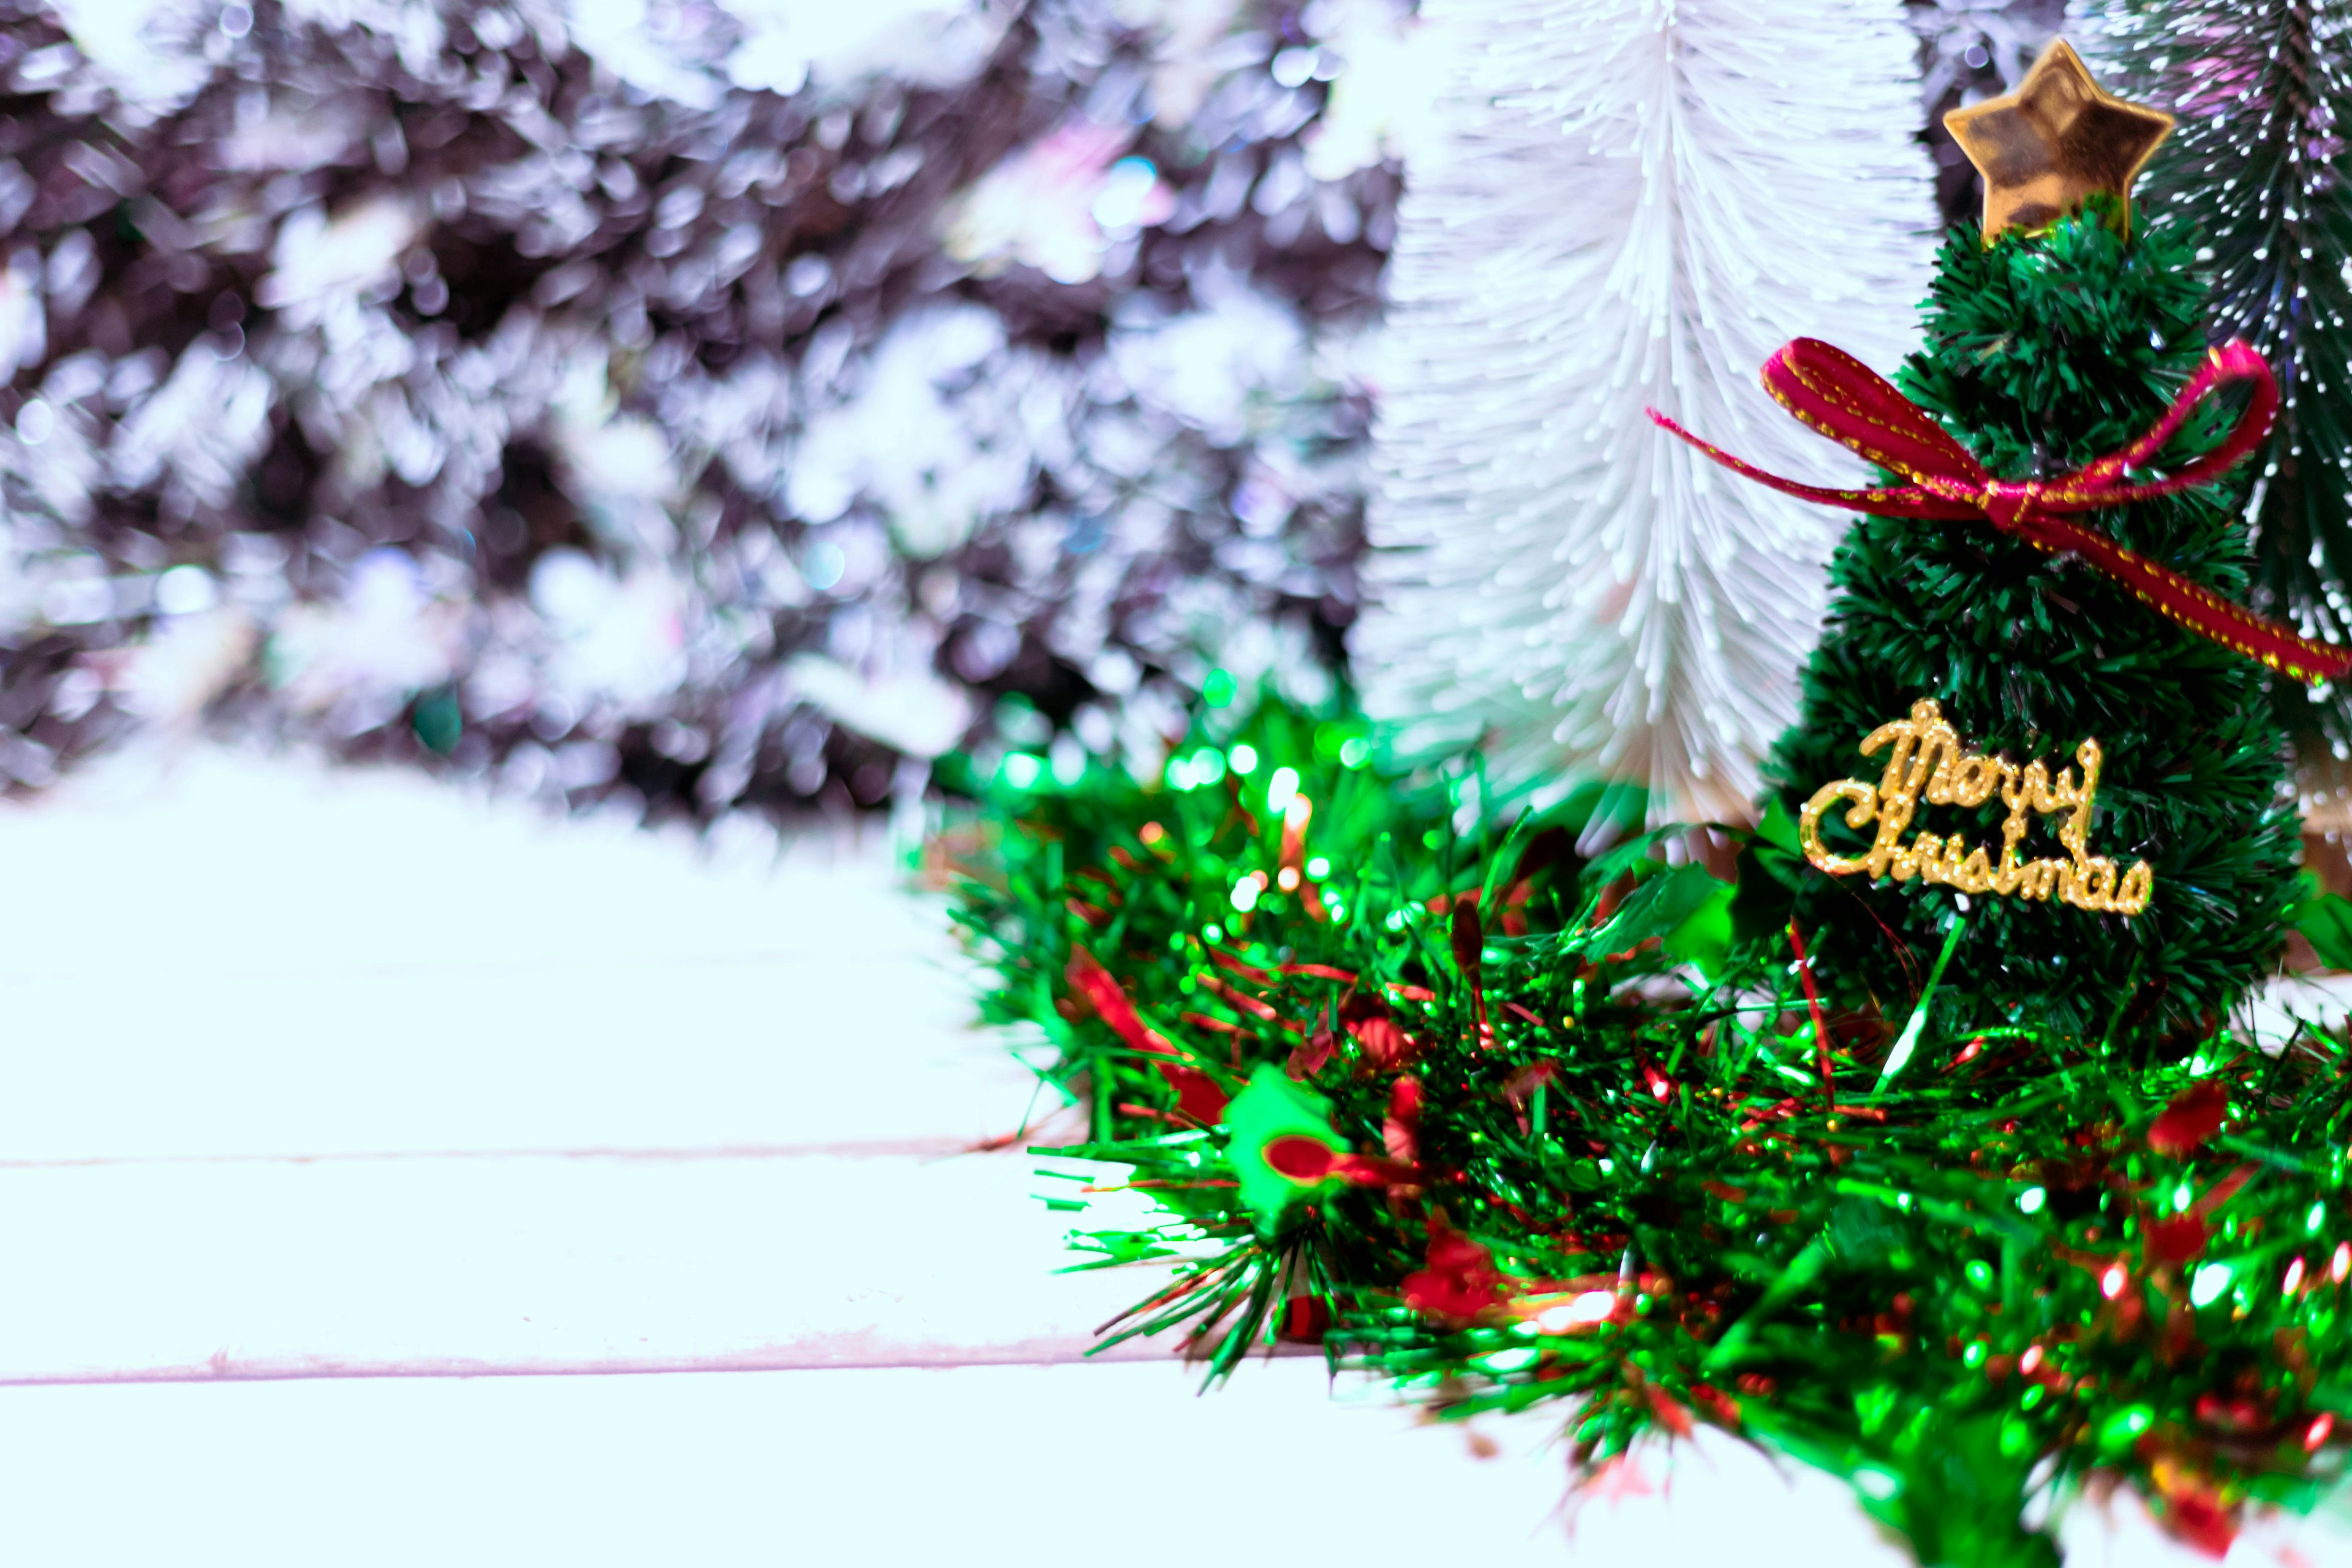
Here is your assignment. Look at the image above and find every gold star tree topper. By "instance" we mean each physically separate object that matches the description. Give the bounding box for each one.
[1944,40,2174,245]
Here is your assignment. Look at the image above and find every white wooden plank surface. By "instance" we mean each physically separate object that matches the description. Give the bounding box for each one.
[0,1362,2343,1568]
[0,740,2339,1566]
[0,1151,1160,1382]
[0,744,1041,1159]
[0,1362,1643,1568]
[0,960,1024,1160]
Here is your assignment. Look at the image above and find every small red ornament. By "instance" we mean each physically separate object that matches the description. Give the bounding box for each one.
[1277,1294,1332,1343]
[1066,946,1228,1124]
[2163,1493,2237,1560]
[1449,897,1491,1043]
[1341,992,1419,1071]
[1161,1068,1230,1127]
[2144,1213,2209,1267]
[1263,1135,1340,1183]
[2150,1460,2239,1560]
[1261,1133,1411,1189]
[1691,1383,1742,1430]
[1383,1075,1423,1166]
[2192,1393,2266,1434]
[1499,1059,1561,1133]
[2148,1080,2230,1156]
[1643,1384,1695,1438]
[1450,897,1482,984]
[1401,1225,1506,1324]
[1286,1008,1338,1080]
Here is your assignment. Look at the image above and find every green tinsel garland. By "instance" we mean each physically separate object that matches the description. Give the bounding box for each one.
[943,696,2352,1568]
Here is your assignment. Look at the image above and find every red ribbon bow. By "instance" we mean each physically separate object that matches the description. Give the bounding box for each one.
[1648,338,2349,684]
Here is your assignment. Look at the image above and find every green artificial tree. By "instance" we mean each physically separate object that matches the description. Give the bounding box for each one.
[1751,48,2301,1049]
[2091,0,2352,763]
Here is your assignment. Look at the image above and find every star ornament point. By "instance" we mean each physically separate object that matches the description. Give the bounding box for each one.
[1943,39,2173,246]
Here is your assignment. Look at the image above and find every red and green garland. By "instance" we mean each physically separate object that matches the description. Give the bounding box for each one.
[943,696,2352,1568]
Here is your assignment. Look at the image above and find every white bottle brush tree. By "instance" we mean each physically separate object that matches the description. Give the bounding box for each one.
[1357,0,1935,827]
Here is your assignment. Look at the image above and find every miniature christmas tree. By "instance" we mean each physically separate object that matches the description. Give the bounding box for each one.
[1735,42,2306,1046]
[2090,0,2352,760]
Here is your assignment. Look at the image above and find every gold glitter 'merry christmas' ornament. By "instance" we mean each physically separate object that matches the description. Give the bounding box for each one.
[1945,39,2173,245]
[1799,699,2154,915]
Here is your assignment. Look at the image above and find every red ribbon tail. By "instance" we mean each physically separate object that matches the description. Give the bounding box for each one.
[1645,409,1975,521]
[2027,516,2352,685]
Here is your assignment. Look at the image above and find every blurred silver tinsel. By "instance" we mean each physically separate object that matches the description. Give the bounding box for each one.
[0,0,2049,825]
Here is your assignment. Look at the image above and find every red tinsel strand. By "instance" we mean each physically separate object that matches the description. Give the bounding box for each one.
[1787,919,1833,1107]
